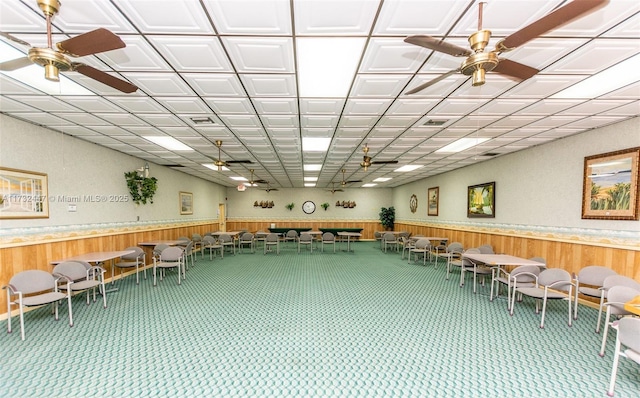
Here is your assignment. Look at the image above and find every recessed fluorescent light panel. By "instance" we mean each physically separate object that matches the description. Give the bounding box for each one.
[203,163,229,171]
[144,136,194,151]
[230,176,247,181]
[0,41,94,95]
[302,137,331,152]
[362,183,377,187]
[303,164,322,171]
[297,37,366,97]
[552,53,640,99]
[395,165,423,172]
[304,177,318,182]
[304,183,316,187]
[373,178,391,182]
[435,137,490,153]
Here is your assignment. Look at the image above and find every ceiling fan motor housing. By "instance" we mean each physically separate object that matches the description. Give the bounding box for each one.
[28,47,71,81]
[461,30,498,86]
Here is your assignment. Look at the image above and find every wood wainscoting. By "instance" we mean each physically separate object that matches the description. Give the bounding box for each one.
[226,220,382,240]
[0,222,217,318]
[394,222,640,281]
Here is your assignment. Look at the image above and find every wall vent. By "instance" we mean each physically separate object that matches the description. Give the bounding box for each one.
[190,117,215,124]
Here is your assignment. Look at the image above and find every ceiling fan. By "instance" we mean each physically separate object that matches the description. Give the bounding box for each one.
[212,140,253,170]
[247,169,268,186]
[339,169,362,187]
[327,182,344,194]
[360,144,399,171]
[262,184,279,193]
[404,0,609,93]
[0,0,138,93]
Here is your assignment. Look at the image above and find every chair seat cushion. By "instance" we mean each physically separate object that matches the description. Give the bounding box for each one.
[22,292,66,306]
[578,286,601,297]
[115,261,138,268]
[516,288,567,299]
[62,280,101,291]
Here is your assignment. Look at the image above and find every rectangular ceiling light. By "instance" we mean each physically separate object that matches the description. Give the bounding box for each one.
[144,136,194,151]
[394,165,423,172]
[304,183,316,187]
[303,164,322,171]
[302,137,331,152]
[0,41,94,95]
[362,183,377,187]
[435,137,490,153]
[373,177,391,182]
[230,176,247,181]
[304,176,318,181]
[552,53,640,99]
[203,163,229,172]
[297,37,366,97]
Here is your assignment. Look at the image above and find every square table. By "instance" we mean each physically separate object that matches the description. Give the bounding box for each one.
[337,232,362,252]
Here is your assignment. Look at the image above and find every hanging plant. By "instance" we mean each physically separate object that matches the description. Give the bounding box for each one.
[285,202,295,211]
[124,171,158,205]
[321,202,330,211]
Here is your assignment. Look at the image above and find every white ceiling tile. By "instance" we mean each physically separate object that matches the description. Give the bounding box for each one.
[505,75,586,98]
[105,97,167,113]
[386,99,439,115]
[94,113,147,126]
[155,97,212,114]
[251,98,298,114]
[603,101,640,116]
[219,115,263,128]
[518,99,586,116]
[203,0,292,35]
[0,97,38,112]
[59,113,109,125]
[147,36,233,72]
[377,116,420,128]
[343,99,394,115]
[98,36,172,71]
[205,98,256,114]
[240,75,297,96]
[339,116,379,128]
[114,0,214,34]
[404,74,468,97]
[47,0,137,33]
[123,73,196,96]
[558,100,634,116]
[223,37,294,73]
[0,0,50,33]
[550,0,640,37]
[475,99,537,115]
[182,74,246,97]
[299,99,346,114]
[294,0,379,35]
[13,113,71,126]
[360,38,429,73]
[7,95,81,112]
[428,99,486,116]
[58,97,125,113]
[374,0,469,35]
[261,115,299,128]
[350,75,412,97]
[545,39,640,74]
[300,116,339,129]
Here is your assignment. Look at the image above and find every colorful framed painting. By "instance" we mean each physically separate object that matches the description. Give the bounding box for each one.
[0,167,49,219]
[467,182,495,218]
[179,191,193,215]
[582,147,640,220]
[428,187,439,216]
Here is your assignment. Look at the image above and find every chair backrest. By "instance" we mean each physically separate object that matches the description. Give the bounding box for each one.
[382,232,395,242]
[322,232,335,242]
[617,317,640,354]
[177,236,191,243]
[202,236,216,245]
[122,246,144,260]
[53,261,87,281]
[286,230,298,238]
[192,233,202,242]
[447,242,464,253]
[153,243,169,256]
[529,257,546,266]
[398,231,410,239]
[9,270,56,294]
[184,240,193,254]
[510,265,541,283]
[160,247,184,262]
[266,233,279,243]
[219,234,232,243]
[299,233,312,243]
[538,268,572,292]
[576,265,617,286]
[414,239,431,250]
[606,285,640,316]
[241,232,254,241]
[462,248,480,266]
[374,231,382,239]
[603,275,640,291]
[478,244,494,254]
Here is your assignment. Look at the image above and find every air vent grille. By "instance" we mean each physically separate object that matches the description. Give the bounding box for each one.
[422,119,448,126]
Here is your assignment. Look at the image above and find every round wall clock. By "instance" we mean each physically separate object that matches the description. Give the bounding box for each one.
[410,194,418,213]
[302,200,316,214]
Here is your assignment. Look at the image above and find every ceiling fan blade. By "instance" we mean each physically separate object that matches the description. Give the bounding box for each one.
[404,35,472,57]
[57,28,125,57]
[493,59,539,81]
[345,180,363,184]
[405,69,460,95]
[225,160,253,164]
[371,160,399,165]
[0,32,32,47]
[73,64,138,93]
[254,179,268,184]
[0,57,32,71]
[499,0,609,50]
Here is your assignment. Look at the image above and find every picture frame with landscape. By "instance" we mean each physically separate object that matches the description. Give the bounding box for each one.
[582,147,640,220]
[467,182,495,218]
[0,167,49,219]
[428,187,439,216]
[179,191,193,215]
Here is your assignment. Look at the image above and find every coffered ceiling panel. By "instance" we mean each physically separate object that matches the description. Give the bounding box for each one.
[0,0,638,189]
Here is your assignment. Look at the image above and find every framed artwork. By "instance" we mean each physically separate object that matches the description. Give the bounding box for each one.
[409,194,418,213]
[179,191,193,215]
[428,187,439,216]
[582,147,640,220]
[0,167,49,219]
[467,182,495,218]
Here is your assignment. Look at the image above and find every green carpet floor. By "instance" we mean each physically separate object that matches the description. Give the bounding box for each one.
[1,242,638,397]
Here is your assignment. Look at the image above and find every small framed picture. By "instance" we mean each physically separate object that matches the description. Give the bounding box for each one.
[427,187,439,216]
[179,191,193,215]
